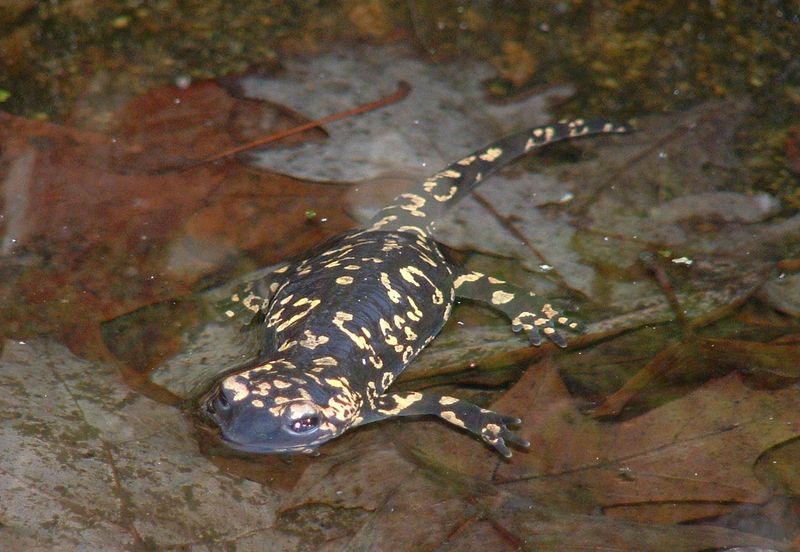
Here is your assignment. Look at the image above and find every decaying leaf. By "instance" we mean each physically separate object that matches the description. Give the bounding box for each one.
[0,82,355,358]
[489,359,800,525]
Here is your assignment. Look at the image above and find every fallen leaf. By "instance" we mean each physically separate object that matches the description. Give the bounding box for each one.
[239,44,575,183]
[102,78,327,174]
[487,358,800,525]
[0,84,355,358]
[593,336,800,417]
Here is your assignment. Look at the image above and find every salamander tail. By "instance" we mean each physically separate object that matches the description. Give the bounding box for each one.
[368,119,631,235]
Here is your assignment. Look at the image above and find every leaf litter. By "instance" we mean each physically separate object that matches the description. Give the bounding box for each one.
[2,44,800,549]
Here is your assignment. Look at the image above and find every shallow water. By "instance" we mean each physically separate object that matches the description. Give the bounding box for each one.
[1,3,799,551]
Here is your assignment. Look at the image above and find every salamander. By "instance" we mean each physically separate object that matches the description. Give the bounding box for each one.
[200,119,629,457]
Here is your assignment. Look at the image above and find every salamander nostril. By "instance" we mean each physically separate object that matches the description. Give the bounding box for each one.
[215,388,231,410]
[204,387,232,420]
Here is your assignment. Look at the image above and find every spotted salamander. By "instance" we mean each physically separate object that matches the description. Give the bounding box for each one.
[201,119,629,457]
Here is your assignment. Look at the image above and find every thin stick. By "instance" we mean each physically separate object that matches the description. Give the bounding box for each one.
[204,80,412,164]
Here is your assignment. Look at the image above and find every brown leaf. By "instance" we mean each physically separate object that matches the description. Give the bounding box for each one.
[0,89,352,359]
[595,337,800,417]
[99,79,326,174]
[487,358,800,524]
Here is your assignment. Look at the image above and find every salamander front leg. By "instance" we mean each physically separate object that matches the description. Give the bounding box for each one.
[370,391,529,457]
[453,270,581,348]
[215,263,291,326]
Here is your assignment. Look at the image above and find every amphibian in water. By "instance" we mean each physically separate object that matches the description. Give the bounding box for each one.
[201,119,629,457]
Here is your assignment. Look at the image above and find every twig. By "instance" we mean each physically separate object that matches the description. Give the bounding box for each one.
[174,80,411,173]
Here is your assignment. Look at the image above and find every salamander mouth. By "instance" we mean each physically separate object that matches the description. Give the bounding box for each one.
[215,433,318,455]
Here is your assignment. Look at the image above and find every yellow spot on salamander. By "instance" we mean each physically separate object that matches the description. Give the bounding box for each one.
[275,299,321,332]
[441,411,466,429]
[524,137,536,151]
[332,311,369,350]
[396,225,427,236]
[402,345,414,363]
[299,330,330,349]
[221,377,249,401]
[398,193,427,217]
[491,290,515,305]
[433,185,458,202]
[479,147,502,161]
[399,266,420,286]
[370,214,398,230]
[336,276,354,285]
[278,340,297,351]
[453,272,483,288]
[542,303,558,318]
[381,391,423,415]
[242,293,263,313]
[406,296,423,321]
[380,272,402,304]
[267,307,285,327]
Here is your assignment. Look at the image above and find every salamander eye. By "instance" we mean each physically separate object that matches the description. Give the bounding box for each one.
[283,401,322,435]
[289,415,320,434]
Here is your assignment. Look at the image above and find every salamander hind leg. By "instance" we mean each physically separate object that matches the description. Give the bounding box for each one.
[370,391,529,457]
[453,270,581,348]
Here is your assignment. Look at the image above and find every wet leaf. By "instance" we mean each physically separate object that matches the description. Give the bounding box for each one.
[101,78,326,174]
[485,359,800,525]
[0,82,354,358]
[241,44,575,184]
[594,336,800,417]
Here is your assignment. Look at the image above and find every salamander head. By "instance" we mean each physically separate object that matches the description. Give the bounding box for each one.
[199,360,362,454]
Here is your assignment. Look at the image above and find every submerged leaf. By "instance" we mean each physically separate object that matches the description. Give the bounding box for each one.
[488,359,800,524]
